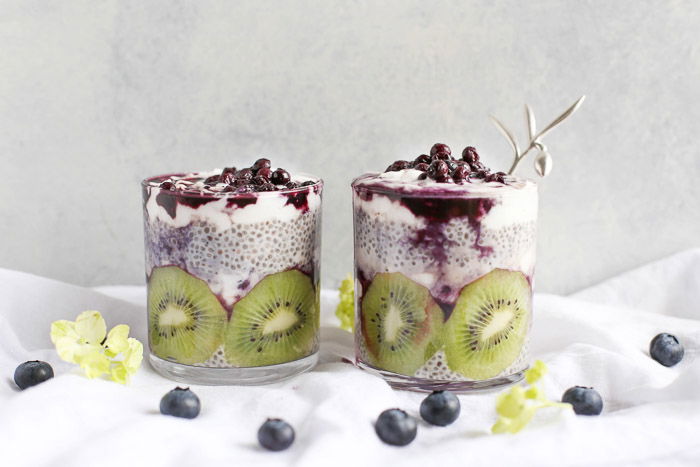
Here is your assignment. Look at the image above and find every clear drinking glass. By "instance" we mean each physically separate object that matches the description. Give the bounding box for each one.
[142,173,323,385]
[352,177,537,391]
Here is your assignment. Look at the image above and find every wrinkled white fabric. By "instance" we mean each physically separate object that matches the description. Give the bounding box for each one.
[1,250,699,467]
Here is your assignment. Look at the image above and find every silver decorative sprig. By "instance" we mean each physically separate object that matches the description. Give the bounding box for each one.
[489,96,585,177]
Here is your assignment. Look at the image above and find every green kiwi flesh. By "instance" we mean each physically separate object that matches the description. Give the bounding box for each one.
[444,269,531,379]
[148,266,227,365]
[361,272,443,376]
[224,270,318,367]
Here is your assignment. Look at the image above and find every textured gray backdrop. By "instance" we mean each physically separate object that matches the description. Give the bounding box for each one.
[1,1,699,293]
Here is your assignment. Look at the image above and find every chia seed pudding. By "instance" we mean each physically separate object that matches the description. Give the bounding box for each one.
[142,160,322,385]
[352,144,537,391]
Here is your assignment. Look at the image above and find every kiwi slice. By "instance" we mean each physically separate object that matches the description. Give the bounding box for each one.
[443,269,531,380]
[361,272,444,376]
[224,270,318,367]
[148,266,227,365]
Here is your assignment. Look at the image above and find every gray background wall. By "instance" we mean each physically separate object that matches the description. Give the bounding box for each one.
[1,0,698,294]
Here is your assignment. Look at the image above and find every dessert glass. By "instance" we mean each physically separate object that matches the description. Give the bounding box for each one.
[142,171,322,385]
[352,170,537,391]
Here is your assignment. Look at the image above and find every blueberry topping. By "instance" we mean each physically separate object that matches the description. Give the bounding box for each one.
[236,185,255,193]
[485,172,506,183]
[251,175,268,186]
[649,333,684,367]
[256,183,277,192]
[159,181,175,191]
[252,158,271,171]
[462,146,479,164]
[451,165,471,182]
[427,160,449,179]
[203,175,220,184]
[375,409,417,446]
[220,167,237,184]
[413,162,430,172]
[234,168,254,181]
[435,174,453,183]
[386,160,412,172]
[258,418,295,451]
[222,185,236,192]
[286,181,299,189]
[300,180,316,187]
[445,160,458,172]
[414,154,432,165]
[159,387,201,419]
[430,143,451,157]
[14,361,54,390]
[256,167,272,180]
[420,390,461,426]
[562,386,603,415]
[270,168,291,185]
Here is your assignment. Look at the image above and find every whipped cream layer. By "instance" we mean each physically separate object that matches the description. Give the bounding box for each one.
[352,170,538,305]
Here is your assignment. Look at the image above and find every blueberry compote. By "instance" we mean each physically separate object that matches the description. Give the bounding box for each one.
[352,144,537,392]
[142,159,323,385]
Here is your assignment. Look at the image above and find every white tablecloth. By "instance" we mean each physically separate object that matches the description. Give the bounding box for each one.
[1,250,699,467]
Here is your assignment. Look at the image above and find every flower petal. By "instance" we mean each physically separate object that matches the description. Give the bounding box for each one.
[77,349,111,379]
[105,324,130,356]
[75,311,107,345]
[50,320,79,344]
[110,362,129,385]
[123,338,144,373]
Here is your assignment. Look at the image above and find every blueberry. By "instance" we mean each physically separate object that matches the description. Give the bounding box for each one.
[435,174,453,183]
[14,361,54,390]
[160,387,201,419]
[650,333,684,367]
[220,167,237,184]
[256,167,272,180]
[414,154,432,165]
[562,386,603,415]
[386,160,412,172]
[462,146,479,164]
[430,143,451,157]
[451,165,471,182]
[300,180,316,187]
[286,181,299,189]
[258,418,295,451]
[413,163,430,172]
[235,168,254,181]
[270,168,291,185]
[252,158,271,171]
[375,409,417,446]
[427,160,449,179]
[204,175,220,184]
[420,390,461,426]
[485,172,506,183]
[159,181,175,190]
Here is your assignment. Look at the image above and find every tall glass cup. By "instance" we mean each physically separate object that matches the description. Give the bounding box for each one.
[142,173,322,385]
[352,175,537,391]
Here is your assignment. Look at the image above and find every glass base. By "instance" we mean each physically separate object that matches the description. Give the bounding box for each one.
[357,360,526,393]
[149,352,318,386]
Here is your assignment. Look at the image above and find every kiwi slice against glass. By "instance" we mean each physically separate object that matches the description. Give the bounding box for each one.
[148,266,227,365]
[444,269,531,380]
[361,272,444,376]
[224,270,318,367]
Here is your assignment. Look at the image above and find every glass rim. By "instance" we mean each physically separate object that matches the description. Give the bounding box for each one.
[351,175,536,199]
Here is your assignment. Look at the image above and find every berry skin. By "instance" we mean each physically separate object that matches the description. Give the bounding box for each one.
[452,165,471,182]
[485,172,506,183]
[235,168,254,181]
[251,175,268,186]
[203,175,220,184]
[252,158,271,171]
[258,419,295,451]
[413,163,430,172]
[256,167,272,180]
[270,168,291,185]
[649,333,684,367]
[286,181,299,189]
[462,146,479,164]
[435,174,453,183]
[300,180,316,187]
[220,167,237,184]
[420,390,461,426]
[430,143,451,157]
[375,409,417,446]
[427,160,449,179]
[414,154,432,165]
[386,160,412,172]
[14,361,54,390]
[562,386,603,415]
[159,181,175,191]
[160,387,201,419]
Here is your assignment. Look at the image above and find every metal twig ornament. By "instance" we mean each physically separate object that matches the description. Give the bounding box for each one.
[490,96,585,177]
